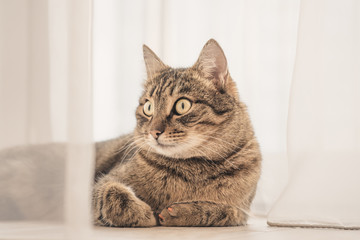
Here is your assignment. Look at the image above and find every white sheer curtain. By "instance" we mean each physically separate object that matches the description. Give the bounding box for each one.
[3,0,358,238]
[93,0,300,215]
[268,0,360,229]
[0,0,93,239]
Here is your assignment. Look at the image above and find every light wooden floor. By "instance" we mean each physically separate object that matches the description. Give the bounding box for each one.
[1,217,359,240]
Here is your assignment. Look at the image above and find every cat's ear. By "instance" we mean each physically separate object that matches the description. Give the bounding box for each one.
[194,39,229,91]
[143,45,167,79]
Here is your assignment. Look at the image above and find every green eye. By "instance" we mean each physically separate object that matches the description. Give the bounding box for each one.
[175,99,192,115]
[143,101,154,116]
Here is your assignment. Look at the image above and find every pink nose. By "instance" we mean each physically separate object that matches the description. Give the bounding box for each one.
[150,130,163,140]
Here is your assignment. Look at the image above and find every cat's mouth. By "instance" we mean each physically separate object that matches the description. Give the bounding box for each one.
[147,133,184,148]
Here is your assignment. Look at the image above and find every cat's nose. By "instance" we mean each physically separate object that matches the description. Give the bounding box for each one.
[150,130,163,140]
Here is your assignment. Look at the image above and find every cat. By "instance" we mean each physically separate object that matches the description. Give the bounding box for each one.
[93,39,262,227]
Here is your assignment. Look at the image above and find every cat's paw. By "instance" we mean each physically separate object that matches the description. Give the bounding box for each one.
[95,183,156,227]
[158,201,245,227]
[158,203,195,226]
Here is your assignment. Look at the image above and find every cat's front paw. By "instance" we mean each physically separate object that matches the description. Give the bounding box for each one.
[158,202,197,227]
[95,183,156,227]
[158,201,245,227]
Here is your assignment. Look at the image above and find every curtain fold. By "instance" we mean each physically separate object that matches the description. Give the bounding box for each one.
[268,0,360,229]
[3,0,358,237]
[65,0,93,238]
[0,0,93,239]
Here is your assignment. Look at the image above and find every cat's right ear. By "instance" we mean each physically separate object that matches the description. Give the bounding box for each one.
[193,39,229,92]
[143,45,167,79]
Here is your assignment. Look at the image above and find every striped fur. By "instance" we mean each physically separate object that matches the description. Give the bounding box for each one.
[93,39,261,227]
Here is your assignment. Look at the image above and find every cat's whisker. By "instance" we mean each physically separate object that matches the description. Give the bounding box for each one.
[194,133,246,164]
[110,136,142,157]
[127,142,147,163]
[186,136,212,158]
[116,143,140,163]
[199,130,246,146]
[198,146,229,164]
[190,136,228,160]
[199,144,240,169]
[122,138,152,165]
[190,135,246,171]
[145,145,152,157]
[190,146,217,168]
[195,132,242,150]
[119,139,146,164]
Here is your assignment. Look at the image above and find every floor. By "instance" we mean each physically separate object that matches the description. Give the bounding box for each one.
[1,217,359,240]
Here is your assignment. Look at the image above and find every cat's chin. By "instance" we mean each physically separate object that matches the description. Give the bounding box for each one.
[144,134,204,159]
[148,142,197,159]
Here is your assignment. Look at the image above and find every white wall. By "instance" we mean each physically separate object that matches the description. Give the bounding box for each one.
[92,0,300,214]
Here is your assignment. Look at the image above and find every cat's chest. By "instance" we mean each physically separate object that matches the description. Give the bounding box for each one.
[121,159,227,211]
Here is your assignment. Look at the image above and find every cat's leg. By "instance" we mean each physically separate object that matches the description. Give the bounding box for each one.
[158,201,247,227]
[93,176,156,227]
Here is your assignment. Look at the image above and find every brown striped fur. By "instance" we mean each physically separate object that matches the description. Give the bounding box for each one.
[93,39,261,227]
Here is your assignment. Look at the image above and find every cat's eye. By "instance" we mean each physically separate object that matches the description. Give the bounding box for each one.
[175,99,192,115]
[143,101,154,116]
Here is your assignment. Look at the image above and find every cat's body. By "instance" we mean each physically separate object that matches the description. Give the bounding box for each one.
[93,39,261,227]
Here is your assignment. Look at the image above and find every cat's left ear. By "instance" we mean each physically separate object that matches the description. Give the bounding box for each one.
[194,39,229,92]
[143,45,167,79]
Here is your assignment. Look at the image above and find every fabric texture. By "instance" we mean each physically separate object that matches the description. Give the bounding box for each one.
[0,0,93,239]
[267,0,360,229]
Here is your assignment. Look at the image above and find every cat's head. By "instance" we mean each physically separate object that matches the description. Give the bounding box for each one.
[134,39,247,159]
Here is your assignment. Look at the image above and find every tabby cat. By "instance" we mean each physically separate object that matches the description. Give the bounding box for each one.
[93,39,261,227]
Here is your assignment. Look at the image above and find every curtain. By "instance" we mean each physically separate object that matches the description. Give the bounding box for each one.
[3,0,358,238]
[0,0,93,239]
[92,0,300,215]
[268,0,360,229]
